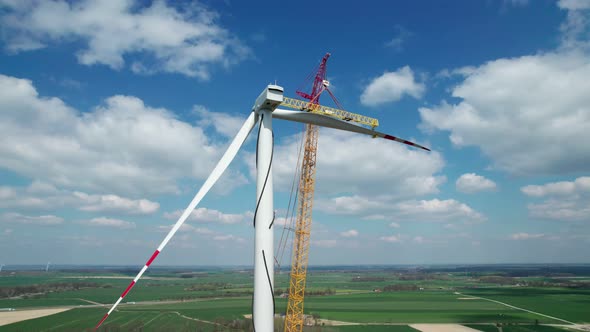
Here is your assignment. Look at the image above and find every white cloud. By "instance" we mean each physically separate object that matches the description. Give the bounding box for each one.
[559,1,590,51]
[528,199,590,221]
[319,195,388,215]
[390,222,400,228]
[394,199,485,223]
[164,207,251,224]
[273,216,292,228]
[510,232,545,240]
[213,234,245,243]
[420,51,590,175]
[0,0,249,79]
[558,0,590,10]
[507,0,528,5]
[413,236,425,244]
[312,239,338,248]
[74,192,159,214]
[522,176,590,221]
[0,186,16,199]
[318,197,485,225]
[0,183,159,214]
[194,105,246,138]
[456,173,497,193]
[380,234,402,243]
[0,74,247,196]
[340,229,359,238]
[157,223,213,235]
[360,66,425,106]
[268,129,444,197]
[0,212,63,225]
[522,176,590,222]
[82,217,135,229]
[384,25,412,52]
[521,176,590,197]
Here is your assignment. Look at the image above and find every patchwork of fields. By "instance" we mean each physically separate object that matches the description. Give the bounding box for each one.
[0,267,588,331]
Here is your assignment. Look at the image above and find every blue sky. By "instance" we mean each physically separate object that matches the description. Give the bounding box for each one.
[0,0,589,266]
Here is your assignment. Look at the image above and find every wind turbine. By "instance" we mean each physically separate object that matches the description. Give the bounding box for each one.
[0,264,4,272]
[45,261,50,272]
[95,85,429,331]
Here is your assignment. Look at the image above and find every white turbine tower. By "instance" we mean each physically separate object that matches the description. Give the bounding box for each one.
[95,85,429,331]
[45,261,50,272]
[0,264,4,272]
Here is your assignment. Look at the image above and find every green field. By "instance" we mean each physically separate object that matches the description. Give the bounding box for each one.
[1,268,589,331]
[465,325,569,332]
[460,287,590,323]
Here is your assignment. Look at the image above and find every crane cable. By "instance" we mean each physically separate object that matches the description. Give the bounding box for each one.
[275,123,306,273]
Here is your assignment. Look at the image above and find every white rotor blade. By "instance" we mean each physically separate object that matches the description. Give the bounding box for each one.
[95,111,257,330]
[273,108,430,151]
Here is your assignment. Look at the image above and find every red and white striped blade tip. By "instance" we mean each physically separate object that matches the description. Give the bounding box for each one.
[95,313,108,330]
[94,249,160,329]
[383,134,430,151]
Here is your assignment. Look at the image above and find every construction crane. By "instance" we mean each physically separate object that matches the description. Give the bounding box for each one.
[281,53,378,332]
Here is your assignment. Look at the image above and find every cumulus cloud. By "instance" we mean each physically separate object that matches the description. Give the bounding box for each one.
[340,229,359,238]
[558,1,590,51]
[413,236,426,244]
[505,0,529,6]
[81,217,135,229]
[157,223,213,235]
[311,239,338,248]
[74,192,159,214]
[421,3,590,176]
[522,176,590,197]
[0,0,249,79]
[360,66,425,106]
[384,25,412,52]
[558,0,590,11]
[213,234,245,242]
[0,74,248,196]
[267,129,443,197]
[164,207,252,224]
[510,232,545,240]
[0,212,63,225]
[393,199,485,223]
[456,173,497,193]
[379,234,402,243]
[194,105,246,138]
[420,51,590,175]
[522,176,590,222]
[0,182,159,214]
[318,197,485,225]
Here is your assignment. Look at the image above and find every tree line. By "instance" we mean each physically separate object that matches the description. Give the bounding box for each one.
[0,282,104,298]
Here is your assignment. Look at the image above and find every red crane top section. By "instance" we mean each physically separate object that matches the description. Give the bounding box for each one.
[296,53,343,110]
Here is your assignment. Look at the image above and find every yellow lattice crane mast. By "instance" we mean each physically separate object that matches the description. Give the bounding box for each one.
[281,53,379,332]
[283,122,319,332]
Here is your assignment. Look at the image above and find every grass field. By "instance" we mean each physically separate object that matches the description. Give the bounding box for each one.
[0,307,217,332]
[1,267,589,331]
[460,287,590,323]
[464,325,570,332]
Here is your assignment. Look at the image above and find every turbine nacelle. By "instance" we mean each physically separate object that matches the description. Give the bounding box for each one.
[253,84,284,113]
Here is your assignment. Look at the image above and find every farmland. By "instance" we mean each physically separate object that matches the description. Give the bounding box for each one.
[0,265,589,331]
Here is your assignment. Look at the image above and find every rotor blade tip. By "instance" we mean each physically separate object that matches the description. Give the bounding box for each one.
[95,313,109,330]
[383,134,430,151]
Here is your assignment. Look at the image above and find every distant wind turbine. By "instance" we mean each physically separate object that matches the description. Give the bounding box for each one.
[45,261,50,272]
